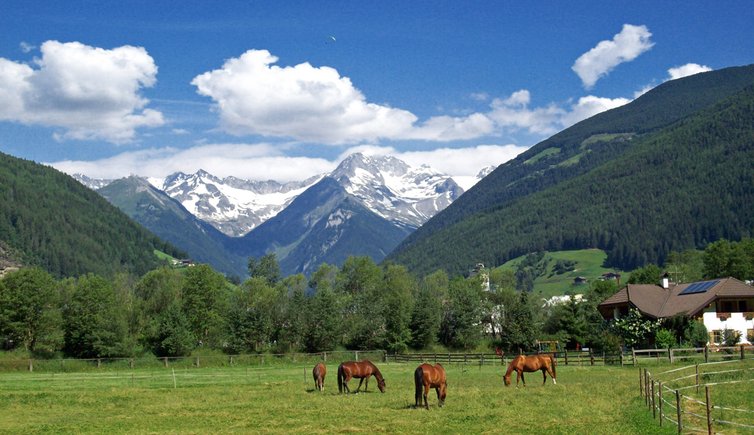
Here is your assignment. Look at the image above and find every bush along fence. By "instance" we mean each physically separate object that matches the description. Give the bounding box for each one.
[0,350,388,373]
[639,358,754,433]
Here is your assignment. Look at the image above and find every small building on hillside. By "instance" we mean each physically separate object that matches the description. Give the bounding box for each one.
[598,277,754,345]
[573,276,588,285]
[599,272,622,286]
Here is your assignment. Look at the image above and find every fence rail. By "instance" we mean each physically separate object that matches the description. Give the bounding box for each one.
[0,350,387,373]
[2,345,753,374]
[640,358,754,433]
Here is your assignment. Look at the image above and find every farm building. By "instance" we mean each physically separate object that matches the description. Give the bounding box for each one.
[597,277,754,345]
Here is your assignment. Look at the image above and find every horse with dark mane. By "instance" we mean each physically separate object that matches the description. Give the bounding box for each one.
[503,354,557,387]
[337,360,386,394]
[414,363,446,409]
[312,362,326,391]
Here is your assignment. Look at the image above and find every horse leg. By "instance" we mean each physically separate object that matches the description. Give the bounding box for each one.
[343,374,351,394]
[548,366,557,385]
[364,376,369,392]
[520,371,526,387]
[435,386,443,408]
[355,377,364,393]
[424,384,430,410]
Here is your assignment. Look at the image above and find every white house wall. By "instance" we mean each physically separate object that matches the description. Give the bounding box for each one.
[702,311,753,344]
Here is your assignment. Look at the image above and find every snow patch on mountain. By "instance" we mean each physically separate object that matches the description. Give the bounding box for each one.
[331,153,464,229]
[152,170,322,237]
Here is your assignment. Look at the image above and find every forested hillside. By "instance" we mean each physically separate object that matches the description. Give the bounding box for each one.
[389,65,754,277]
[0,152,183,278]
[99,177,247,278]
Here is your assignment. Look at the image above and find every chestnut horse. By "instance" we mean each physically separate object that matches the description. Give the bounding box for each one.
[312,362,326,391]
[337,360,386,394]
[503,354,557,387]
[414,363,446,409]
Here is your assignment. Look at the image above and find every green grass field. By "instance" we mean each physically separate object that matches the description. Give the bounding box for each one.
[0,362,675,434]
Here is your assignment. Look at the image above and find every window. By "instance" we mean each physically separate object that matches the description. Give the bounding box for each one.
[710,330,722,345]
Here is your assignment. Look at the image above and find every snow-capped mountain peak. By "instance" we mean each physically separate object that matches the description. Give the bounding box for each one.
[156,170,322,237]
[330,153,464,229]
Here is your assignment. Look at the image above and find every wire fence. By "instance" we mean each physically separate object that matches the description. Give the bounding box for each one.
[0,350,387,373]
[640,358,754,433]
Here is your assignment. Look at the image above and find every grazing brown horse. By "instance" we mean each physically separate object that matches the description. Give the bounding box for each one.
[503,354,557,387]
[337,360,386,394]
[312,362,326,391]
[414,363,447,409]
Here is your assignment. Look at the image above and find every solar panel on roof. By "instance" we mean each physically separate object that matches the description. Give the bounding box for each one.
[679,280,719,295]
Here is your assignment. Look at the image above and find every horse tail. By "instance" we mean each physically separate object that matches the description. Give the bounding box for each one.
[337,364,344,393]
[414,365,424,405]
[551,354,557,379]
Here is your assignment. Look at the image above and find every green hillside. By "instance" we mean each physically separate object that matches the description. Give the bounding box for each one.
[0,152,183,278]
[388,65,754,277]
[497,249,624,298]
[99,177,247,278]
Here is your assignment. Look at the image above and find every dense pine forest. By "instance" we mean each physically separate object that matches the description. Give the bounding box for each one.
[0,152,184,278]
[389,65,754,277]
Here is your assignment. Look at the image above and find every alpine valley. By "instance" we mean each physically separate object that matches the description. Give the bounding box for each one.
[79,153,472,278]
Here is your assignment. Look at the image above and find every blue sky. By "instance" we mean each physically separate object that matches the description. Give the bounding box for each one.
[1,1,752,188]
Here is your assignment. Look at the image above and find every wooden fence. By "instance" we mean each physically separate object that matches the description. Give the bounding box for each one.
[0,350,388,373]
[3,345,753,373]
[639,358,754,433]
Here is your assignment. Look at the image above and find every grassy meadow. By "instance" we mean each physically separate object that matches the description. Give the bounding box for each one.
[497,249,625,298]
[0,361,675,434]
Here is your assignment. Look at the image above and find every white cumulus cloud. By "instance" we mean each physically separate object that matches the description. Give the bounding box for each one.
[572,24,654,89]
[192,49,418,144]
[192,49,495,144]
[667,63,712,80]
[0,40,163,143]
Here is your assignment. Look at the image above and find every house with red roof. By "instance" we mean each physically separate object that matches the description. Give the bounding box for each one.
[598,277,754,345]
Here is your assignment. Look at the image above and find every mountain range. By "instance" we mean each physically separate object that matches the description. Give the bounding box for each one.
[82,153,468,277]
[6,64,753,282]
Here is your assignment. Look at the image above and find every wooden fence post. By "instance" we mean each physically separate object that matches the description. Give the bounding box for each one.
[28,359,33,372]
[564,351,568,366]
[163,357,168,368]
[129,359,134,369]
[639,367,644,397]
[741,344,745,360]
[705,385,712,435]
[669,348,673,364]
[632,347,637,366]
[195,356,199,368]
[589,348,594,366]
[620,350,624,366]
[676,390,682,434]
[652,380,656,419]
[704,345,709,363]
[659,382,663,427]
[97,358,101,368]
[695,364,700,394]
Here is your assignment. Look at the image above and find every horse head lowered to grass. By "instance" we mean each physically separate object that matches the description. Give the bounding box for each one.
[337,360,386,394]
[503,354,557,387]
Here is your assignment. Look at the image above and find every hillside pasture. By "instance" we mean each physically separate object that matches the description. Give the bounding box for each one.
[0,362,671,434]
[498,249,624,298]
